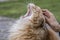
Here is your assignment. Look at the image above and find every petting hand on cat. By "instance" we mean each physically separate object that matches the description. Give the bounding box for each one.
[42,9,60,32]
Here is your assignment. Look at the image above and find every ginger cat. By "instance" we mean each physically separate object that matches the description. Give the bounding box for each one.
[8,3,60,40]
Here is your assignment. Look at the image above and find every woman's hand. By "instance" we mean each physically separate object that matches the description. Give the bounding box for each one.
[42,9,60,32]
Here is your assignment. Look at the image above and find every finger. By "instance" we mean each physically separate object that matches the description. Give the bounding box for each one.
[42,9,54,16]
[44,16,49,21]
[44,16,50,24]
[43,12,50,18]
[42,9,51,17]
[46,24,52,30]
[45,16,50,25]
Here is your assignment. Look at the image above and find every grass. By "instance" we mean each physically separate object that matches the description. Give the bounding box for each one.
[0,0,60,22]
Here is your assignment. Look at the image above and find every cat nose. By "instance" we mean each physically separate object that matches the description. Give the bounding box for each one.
[28,3,35,9]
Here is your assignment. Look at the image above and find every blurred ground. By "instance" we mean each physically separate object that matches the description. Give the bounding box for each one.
[0,17,15,40]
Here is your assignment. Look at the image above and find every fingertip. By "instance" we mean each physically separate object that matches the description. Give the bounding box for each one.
[43,12,50,18]
[44,16,48,19]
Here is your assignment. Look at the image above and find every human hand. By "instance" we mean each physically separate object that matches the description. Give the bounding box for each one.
[42,9,60,32]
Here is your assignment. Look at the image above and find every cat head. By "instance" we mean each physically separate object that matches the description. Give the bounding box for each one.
[22,3,45,28]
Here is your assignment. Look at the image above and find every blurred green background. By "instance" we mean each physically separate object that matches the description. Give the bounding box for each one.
[0,0,60,22]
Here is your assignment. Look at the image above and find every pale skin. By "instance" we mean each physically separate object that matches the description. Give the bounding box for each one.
[42,9,60,32]
[45,24,60,40]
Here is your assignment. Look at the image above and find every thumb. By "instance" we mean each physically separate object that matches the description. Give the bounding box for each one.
[44,16,50,23]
